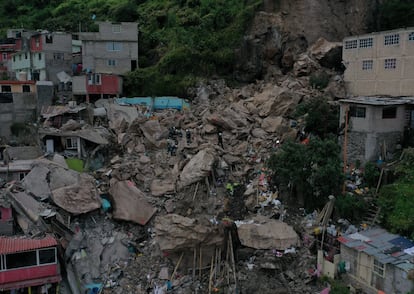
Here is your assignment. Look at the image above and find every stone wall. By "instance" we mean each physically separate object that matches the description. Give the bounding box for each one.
[339,131,402,165]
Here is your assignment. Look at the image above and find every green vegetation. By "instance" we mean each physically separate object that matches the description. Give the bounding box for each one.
[268,137,343,210]
[309,72,330,90]
[377,148,414,239]
[10,122,31,137]
[377,0,414,30]
[0,0,262,96]
[294,97,339,138]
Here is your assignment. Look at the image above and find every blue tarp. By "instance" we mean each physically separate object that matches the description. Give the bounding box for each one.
[389,236,414,249]
[115,96,190,111]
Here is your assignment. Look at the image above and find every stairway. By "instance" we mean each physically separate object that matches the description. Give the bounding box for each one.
[361,203,381,228]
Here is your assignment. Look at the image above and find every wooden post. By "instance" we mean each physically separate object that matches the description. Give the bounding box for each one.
[199,246,202,280]
[229,232,237,291]
[208,253,215,294]
[171,252,184,281]
[192,181,200,202]
[193,247,197,280]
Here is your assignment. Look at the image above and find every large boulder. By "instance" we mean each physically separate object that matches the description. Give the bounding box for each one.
[309,37,343,70]
[154,214,223,252]
[236,216,299,250]
[177,148,216,189]
[109,180,156,225]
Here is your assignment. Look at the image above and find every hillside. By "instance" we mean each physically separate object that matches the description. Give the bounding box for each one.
[1,0,414,96]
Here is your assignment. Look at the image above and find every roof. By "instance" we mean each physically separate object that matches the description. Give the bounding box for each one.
[339,228,414,271]
[339,96,414,106]
[4,146,42,160]
[0,159,34,172]
[41,105,86,119]
[0,80,36,85]
[39,127,109,145]
[0,235,57,254]
[343,27,414,41]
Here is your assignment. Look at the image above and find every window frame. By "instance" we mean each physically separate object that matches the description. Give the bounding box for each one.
[359,38,373,48]
[106,42,123,52]
[349,106,366,118]
[22,85,30,93]
[38,248,57,265]
[345,39,357,49]
[384,34,400,46]
[5,250,38,270]
[382,106,397,119]
[362,60,373,70]
[1,85,11,93]
[373,259,385,277]
[384,58,396,69]
[107,59,117,66]
[53,53,64,60]
[112,24,121,33]
[65,137,78,149]
[409,32,414,41]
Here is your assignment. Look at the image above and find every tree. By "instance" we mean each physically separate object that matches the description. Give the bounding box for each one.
[268,137,343,210]
[294,96,339,139]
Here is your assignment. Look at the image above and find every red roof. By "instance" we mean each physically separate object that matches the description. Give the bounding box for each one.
[0,236,57,254]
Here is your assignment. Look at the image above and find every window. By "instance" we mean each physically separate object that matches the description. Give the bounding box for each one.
[373,259,385,277]
[25,53,28,59]
[345,40,357,49]
[106,42,123,51]
[39,53,42,60]
[359,38,373,48]
[5,251,37,269]
[107,59,117,66]
[384,58,396,69]
[53,53,64,60]
[19,55,21,61]
[19,172,27,181]
[22,85,30,93]
[349,106,366,118]
[112,24,121,33]
[13,56,15,62]
[382,106,397,119]
[409,32,414,41]
[1,85,11,93]
[384,34,399,45]
[39,248,56,264]
[35,37,40,47]
[2,53,7,60]
[95,74,101,84]
[362,60,373,70]
[66,137,78,149]
[46,35,53,43]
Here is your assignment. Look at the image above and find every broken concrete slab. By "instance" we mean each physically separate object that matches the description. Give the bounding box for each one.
[109,180,156,225]
[150,179,175,196]
[139,119,165,148]
[51,173,101,214]
[177,148,216,189]
[261,116,285,133]
[106,104,139,131]
[236,216,299,250]
[22,165,51,199]
[154,214,223,252]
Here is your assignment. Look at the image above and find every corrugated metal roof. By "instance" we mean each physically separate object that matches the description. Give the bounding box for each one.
[339,96,414,106]
[0,235,57,254]
[339,228,414,270]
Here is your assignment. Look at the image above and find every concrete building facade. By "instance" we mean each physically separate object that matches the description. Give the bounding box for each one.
[79,22,138,75]
[11,31,73,85]
[343,27,414,97]
[338,97,414,163]
[0,80,37,139]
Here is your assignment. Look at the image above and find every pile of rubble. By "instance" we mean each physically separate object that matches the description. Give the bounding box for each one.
[0,39,345,293]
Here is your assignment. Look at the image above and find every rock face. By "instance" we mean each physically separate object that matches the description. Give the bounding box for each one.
[235,0,380,82]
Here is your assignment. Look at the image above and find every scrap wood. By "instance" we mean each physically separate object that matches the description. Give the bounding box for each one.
[171,252,184,282]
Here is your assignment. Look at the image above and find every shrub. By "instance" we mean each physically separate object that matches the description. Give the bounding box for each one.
[309,72,330,89]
